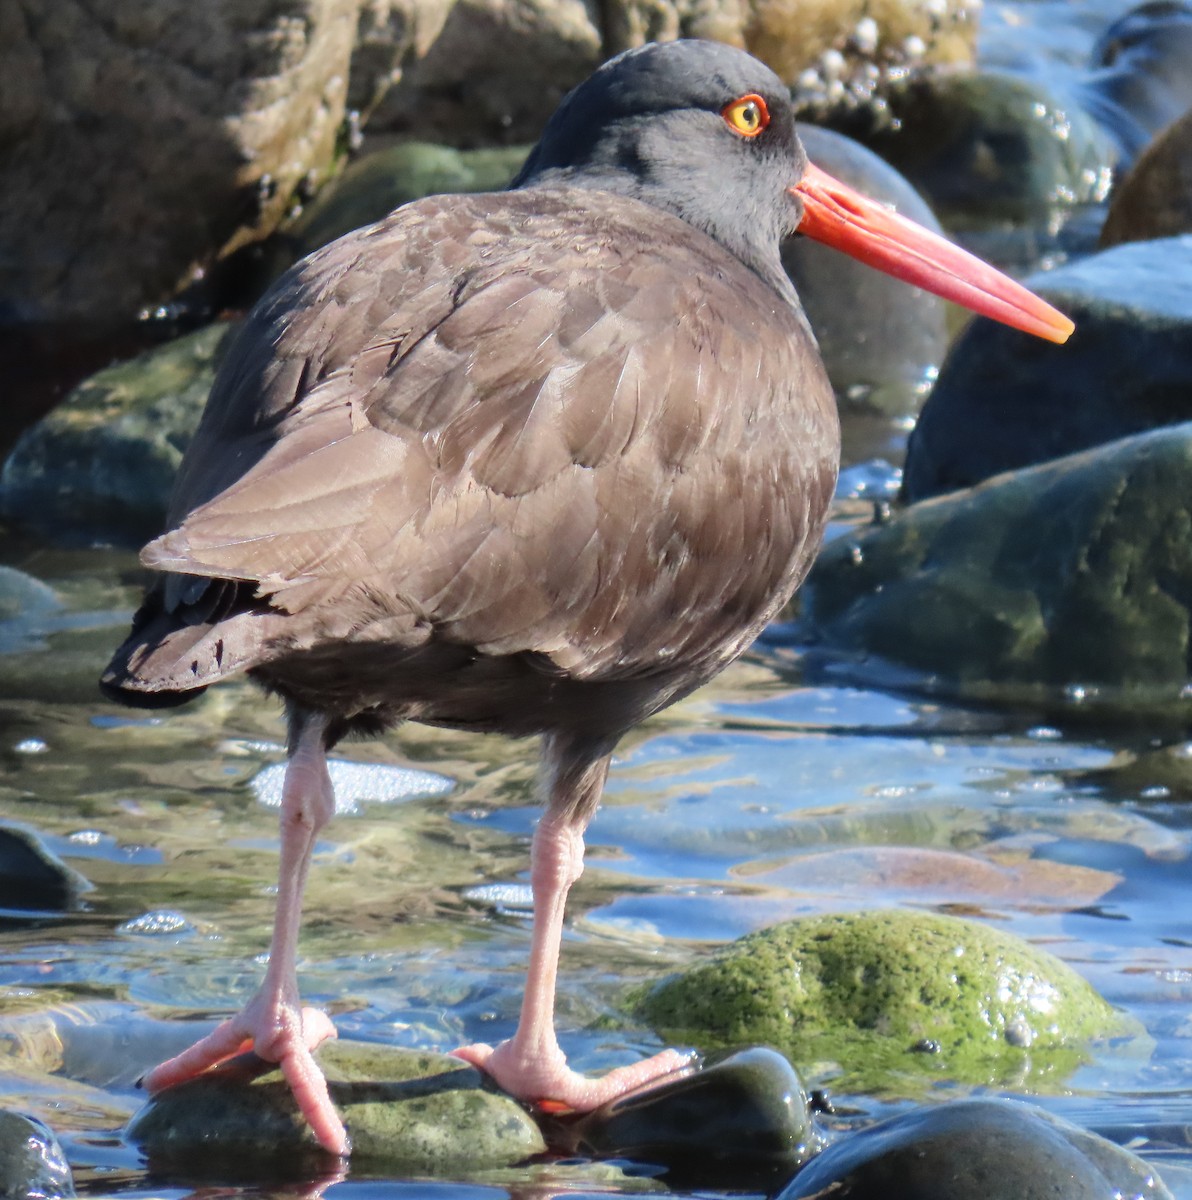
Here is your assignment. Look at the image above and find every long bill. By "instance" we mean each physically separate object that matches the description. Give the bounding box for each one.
[793,162,1075,345]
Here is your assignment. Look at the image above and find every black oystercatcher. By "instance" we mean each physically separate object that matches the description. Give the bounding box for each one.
[102,40,1073,1156]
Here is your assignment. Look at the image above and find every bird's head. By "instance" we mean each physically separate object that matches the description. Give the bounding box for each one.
[515,39,1074,344]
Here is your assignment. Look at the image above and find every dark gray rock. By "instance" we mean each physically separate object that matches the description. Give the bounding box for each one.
[0,323,231,544]
[127,1039,545,1175]
[779,1099,1171,1200]
[902,236,1192,502]
[809,424,1192,705]
[561,1047,818,1188]
[0,1111,74,1199]
[784,126,948,419]
[0,823,91,914]
[1076,1,1192,167]
[807,71,1117,235]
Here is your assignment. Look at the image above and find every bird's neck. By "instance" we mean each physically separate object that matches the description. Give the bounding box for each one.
[515,167,805,317]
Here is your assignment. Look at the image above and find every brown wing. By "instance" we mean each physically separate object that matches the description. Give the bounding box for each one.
[115,187,838,697]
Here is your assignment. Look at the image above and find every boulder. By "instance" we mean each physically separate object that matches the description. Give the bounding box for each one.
[902,236,1192,501]
[0,0,357,330]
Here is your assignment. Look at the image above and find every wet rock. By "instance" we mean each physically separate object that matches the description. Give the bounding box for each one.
[902,237,1192,501]
[1075,0,1192,168]
[353,0,601,146]
[127,1039,545,1174]
[560,1047,819,1188]
[0,323,231,545]
[0,823,92,914]
[1101,108,1192,248]
[0,567,62,656]
[807,424,1192,705]
[637,912,1126,1092]
[784,126,947,418]
[780,1098,1171,1200]
[355,0,979,145]
[0,1111,74,1200]
[806,71,1117,238]
[0,0,355,331]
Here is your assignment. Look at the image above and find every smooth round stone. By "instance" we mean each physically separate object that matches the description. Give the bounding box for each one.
[637,912,1127,1092]
[0,323,232,545]
[0,1111,74,1199]
[1075,0,1192,167]
[127,1040,545,1174]
[562,1047,818,1187]
[1101,107,1192,248]
[903,236,1192,502]
[0,822,92,913]
[808,423,1192,705]
[814,71,1116,234]
[783,126,947,419]
[779,1098,1171,1200]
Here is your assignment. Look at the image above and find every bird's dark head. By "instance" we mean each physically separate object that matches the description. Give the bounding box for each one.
[516,39,1076,344]
[513,40,806,293]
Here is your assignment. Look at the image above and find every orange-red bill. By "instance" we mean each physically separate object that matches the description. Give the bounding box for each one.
[792,162,1075,345]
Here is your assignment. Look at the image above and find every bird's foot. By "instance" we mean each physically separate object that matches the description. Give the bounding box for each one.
[453,1038,694,1113]
[142,998,348,1156]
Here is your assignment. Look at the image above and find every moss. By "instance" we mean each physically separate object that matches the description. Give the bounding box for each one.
[638,911,1132,1093]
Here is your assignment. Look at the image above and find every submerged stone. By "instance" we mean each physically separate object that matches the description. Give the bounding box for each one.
[808,424,1192,706]
[779,1098,1171,1200]
[0,823,92,913]
[637,912,1126,1092]
[561,1047,818,1188]
[127,1039,544,1174]
[903,237,1192,502]
[0,324,232,545]
[0,1111,74,1199]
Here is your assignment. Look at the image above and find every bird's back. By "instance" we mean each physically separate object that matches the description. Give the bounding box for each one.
[103,186,839,742]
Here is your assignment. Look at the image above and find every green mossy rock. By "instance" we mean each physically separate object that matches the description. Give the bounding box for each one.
[804,424,1192,713]
[127,1040,544,1174]
[638,912,1129,1093]
[0,323,232,545]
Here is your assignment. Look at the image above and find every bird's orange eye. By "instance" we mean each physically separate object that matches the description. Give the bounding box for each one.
[721,94,770,137]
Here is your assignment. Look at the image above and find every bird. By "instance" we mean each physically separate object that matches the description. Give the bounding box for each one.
[101,38,1073,1157]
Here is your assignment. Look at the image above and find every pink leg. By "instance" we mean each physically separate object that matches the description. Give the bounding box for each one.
[455,745,693,1111]
[142,713,349,1156]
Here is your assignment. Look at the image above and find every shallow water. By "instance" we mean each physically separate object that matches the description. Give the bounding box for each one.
[3,503,1192,1198]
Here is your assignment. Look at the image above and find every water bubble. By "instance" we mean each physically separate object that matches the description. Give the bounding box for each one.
[1027,726,1063,741]
[13,738,47,754]
[119,910,195,937]
[252,757,455,814]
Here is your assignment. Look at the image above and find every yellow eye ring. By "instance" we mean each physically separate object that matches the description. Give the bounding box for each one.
[722,93,770,138]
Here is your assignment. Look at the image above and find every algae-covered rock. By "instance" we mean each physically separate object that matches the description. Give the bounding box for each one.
[780,1098,1171,1200]
[127,1039,544,1173]
[806,424,1192,709]
[637,912,1127,1091]
[0,323,231,545]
